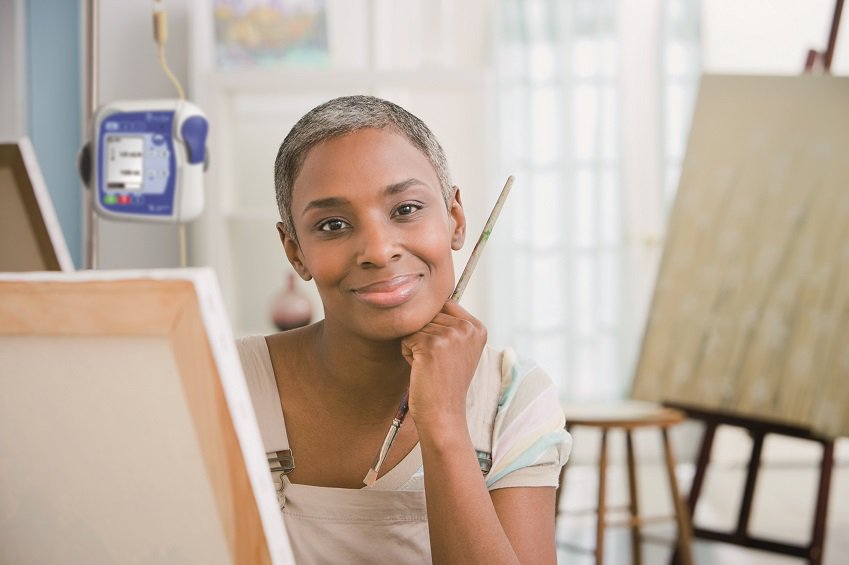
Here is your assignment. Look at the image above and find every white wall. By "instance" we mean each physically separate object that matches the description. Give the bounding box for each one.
[702,0,849,74]
[89,0,849,286]
[186,0,492,334]
[0,0,27,141]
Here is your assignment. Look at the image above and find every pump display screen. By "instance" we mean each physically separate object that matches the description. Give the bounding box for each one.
[97,109,179,218]
[105,135,144,190]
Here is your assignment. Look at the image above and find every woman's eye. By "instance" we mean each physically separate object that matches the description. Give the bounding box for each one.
[395,203,422,217]
[318,219,348,232]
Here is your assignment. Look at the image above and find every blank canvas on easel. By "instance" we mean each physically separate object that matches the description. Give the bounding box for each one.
[631,75,849,439]
[0,269,294,564]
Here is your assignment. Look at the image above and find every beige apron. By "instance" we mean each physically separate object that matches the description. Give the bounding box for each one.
[238,336,501,564]
[273,465,429,563]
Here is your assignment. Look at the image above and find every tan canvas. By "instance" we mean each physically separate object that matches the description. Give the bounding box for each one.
[631,75,849,439]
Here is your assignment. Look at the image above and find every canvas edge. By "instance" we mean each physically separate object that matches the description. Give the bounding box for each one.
[187,268,296,565]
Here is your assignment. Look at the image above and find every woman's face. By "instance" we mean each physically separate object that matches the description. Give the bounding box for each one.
[282,127,465,341]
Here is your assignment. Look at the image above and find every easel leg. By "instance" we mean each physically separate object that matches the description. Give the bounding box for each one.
[735,431,765,538]
[809,439,835,565]
[687,420,717,517]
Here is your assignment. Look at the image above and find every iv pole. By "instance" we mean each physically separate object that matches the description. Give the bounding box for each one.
[80,0,191,269]
[83,0,99,269]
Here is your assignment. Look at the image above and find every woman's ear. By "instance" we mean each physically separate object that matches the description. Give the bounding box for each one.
[277,223,312,281]
[449,186,467,251]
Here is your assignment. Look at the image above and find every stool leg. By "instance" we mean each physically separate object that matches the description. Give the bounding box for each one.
[662,427,693,565]
[626,430,642,565]
[596,428,608,565]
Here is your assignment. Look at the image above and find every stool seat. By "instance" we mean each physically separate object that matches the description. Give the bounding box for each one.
[558,400,694,565]
[563,400,685,429]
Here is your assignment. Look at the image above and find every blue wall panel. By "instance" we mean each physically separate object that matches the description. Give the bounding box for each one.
[27,0,83,267]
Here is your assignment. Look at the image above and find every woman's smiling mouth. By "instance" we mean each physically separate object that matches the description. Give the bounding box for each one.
[352,274,424,308]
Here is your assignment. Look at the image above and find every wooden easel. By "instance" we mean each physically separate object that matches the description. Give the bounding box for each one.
[669,4,844,564]
[667,404,836,565]
[804,0,844,73]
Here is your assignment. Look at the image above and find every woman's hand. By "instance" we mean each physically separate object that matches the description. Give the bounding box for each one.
[401,300,487,435]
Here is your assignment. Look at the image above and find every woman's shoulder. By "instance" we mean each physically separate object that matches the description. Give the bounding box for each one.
[495,348,560,412]
[468,345,557,409]
[465,346,555,459]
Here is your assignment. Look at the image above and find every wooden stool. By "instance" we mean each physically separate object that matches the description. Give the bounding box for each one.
[556,400,694,565]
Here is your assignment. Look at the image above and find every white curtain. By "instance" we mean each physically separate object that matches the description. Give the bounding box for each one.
[488,0,702,401]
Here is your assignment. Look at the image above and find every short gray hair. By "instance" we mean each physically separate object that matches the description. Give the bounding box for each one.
[274,95,453,239]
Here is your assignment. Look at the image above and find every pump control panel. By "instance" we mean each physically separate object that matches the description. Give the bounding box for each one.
[91,99,208,222]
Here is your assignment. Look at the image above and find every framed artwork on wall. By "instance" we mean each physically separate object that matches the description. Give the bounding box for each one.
[213,0,329,68]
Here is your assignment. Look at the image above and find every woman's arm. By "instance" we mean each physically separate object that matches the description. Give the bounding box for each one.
[418,421,519,564]
[403,301,558,563]
[418,424,558,564]
[491,487,558,563]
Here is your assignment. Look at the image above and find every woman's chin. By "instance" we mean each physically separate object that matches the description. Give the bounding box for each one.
[360,309,440,341]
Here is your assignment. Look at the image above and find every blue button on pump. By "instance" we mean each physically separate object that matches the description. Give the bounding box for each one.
[180,116,208,165]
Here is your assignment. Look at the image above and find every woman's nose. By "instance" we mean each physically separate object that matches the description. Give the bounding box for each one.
[356,219,401,267]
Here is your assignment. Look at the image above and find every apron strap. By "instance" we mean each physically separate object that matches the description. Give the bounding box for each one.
[236,336,294,474]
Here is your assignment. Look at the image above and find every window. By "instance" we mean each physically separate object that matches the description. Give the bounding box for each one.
[490,0,701,400]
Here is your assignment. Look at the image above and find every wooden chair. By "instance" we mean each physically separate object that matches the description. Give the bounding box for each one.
[556,400,694,565]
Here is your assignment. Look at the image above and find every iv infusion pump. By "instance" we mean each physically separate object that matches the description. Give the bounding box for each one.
[89,99,208,222]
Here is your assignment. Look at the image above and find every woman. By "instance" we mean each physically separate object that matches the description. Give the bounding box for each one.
[238,95,571,563]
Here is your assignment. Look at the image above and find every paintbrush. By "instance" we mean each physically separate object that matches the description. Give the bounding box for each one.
[363,175,515,487]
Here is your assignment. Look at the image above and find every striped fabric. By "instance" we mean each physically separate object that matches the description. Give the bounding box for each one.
[485,348,572,489]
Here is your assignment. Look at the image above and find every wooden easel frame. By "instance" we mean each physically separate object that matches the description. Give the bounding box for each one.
[804,0,844,73]
[667,404,835,565]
